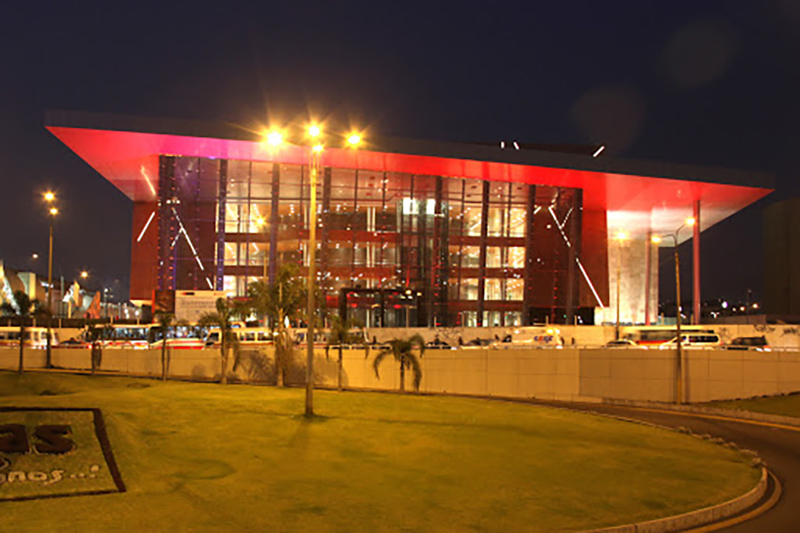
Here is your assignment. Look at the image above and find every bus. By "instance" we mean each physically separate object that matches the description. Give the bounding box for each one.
[204,327,274,348]
[92,324,204,350]
[97,324,151,349]
[0,327,58,349]
[621,326,717,347]
[203,327,366,348]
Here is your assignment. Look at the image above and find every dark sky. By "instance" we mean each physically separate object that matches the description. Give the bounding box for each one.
[1,1,797,304]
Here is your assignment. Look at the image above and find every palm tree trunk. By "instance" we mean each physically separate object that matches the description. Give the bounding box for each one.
[399,354,405,392]
[220,339,228,384]
[161,343,167,381]
[337,345,343,391]
[17,325,24,374]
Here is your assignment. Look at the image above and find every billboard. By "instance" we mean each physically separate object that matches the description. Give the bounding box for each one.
[174,290,225,323]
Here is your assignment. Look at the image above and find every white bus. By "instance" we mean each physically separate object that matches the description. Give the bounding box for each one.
[0,327,58,349]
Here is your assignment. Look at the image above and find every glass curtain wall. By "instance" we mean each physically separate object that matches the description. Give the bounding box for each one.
[158,155,584,325]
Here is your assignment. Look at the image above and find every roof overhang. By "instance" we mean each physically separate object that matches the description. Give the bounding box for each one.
[45,111,773,242]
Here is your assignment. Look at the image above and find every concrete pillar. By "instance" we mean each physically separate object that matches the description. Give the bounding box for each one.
[693,201,701,324]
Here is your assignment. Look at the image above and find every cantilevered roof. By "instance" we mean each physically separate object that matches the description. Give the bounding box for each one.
[45,110,772,242]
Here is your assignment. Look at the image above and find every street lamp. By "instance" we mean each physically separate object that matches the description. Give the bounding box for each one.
[263,123,362,417]
[614,230,627,340]
[43,192,58,368]
[652,216,696,404]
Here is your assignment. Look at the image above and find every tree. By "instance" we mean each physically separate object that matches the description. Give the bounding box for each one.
[153,312,175,381]
[372,334,426,392]
[0,290,44,374]
[198,298,242,385]
[248,264,306,387]
[326,315,364,391]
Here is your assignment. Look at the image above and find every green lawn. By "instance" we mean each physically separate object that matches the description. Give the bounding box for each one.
[1,371,759,532]
[708,392,800,418]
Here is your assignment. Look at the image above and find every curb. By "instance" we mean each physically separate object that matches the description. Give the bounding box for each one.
[602,399,800,429]
[585,467,769,533]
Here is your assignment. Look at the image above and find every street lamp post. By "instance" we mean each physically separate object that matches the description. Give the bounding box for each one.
[265,124,361,417]
[614,231,627,340]
[44,192,57,368]
[653,216,695,404]
[305,127,323,417]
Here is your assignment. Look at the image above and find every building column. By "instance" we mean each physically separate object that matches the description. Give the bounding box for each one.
[565,189,583,325]
[268,163,280,285]
[157,155,177,291]
[320,166,332,298]
[476,181,490,327]
[644,227,652,325]
[214,160,227,291]
[432,176,449,326]
[693,200,701,324]
[523,184,537,325]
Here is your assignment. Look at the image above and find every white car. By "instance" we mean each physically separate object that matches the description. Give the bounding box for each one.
[659,333,721,349]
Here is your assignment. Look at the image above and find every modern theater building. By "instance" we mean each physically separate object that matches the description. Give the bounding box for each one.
[46,111,772,328]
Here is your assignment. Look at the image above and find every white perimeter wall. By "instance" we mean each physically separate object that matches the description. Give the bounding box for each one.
[3,345,800,404]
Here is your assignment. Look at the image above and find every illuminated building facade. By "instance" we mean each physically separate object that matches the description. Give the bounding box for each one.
[46,111,772,327]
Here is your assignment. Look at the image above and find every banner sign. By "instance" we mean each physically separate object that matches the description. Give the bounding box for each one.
[175,290,225,323]
[0,408,125,501]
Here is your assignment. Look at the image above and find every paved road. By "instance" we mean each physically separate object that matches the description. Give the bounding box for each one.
[544,402,800,532]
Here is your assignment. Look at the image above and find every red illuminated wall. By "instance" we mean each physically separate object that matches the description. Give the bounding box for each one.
[131,201,158,302]
[580,209,609,308]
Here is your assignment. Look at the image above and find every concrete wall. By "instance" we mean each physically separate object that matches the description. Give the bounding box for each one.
[3,345,800,404]
[605,237,659,326]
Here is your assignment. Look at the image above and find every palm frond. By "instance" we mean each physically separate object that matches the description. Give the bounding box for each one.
[372,347,392,379]
[407,352,423,390]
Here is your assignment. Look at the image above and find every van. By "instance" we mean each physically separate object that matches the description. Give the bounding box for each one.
[659,333,721,349]
[491,328,563,349]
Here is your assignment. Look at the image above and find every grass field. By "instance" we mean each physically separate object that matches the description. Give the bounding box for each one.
[0,371,760,532]
[708,392,800,418]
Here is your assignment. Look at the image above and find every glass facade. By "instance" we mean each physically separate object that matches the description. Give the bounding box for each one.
[156,155,585,327]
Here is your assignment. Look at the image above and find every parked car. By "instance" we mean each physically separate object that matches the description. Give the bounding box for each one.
[604,339,642,348]
[461,337,494,349]
[659,333,721,349]
[725,336,770,351]
[426,337,453,349]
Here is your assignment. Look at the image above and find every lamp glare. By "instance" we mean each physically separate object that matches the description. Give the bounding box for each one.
[266,131,283,146]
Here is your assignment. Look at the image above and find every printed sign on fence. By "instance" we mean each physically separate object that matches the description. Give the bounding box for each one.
[0,408,125,501]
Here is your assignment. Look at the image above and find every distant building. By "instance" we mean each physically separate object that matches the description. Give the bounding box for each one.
[46,111,772,327]
[764,198,800,317]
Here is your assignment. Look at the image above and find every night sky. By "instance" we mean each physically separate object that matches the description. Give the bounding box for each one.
[1,1,797,305]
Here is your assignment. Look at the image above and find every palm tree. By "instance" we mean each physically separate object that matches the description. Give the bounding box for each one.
[0,290,44,374]
[153,312,175,381]
[327,315,363,391]
[372,334,426,392]
[198,298,242,385]
[248,264,306,387]
[86,321,103,376]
